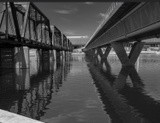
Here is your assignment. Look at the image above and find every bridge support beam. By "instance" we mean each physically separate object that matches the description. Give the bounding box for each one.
[41,50,49,62]
[14,46,30,69]
[111,42,144,66]
[15,69,30,90]
[56,50,61,62]
[96,46,111,63]
[66,51,71,61]
[49,50,54,62]
[53,50,56,61]
[62,51,67,61]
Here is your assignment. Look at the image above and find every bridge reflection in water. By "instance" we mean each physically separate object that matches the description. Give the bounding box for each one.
[0,53,72,120]
[86,54,160,123]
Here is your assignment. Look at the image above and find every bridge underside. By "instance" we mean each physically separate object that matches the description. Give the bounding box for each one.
[84,2,160,66]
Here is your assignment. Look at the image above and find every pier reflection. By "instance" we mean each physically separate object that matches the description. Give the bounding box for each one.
[0,55,72,120]
[86,55,160,123]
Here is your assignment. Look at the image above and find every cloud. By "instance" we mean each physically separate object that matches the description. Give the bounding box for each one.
[84,2,94,5]
[99,12,109,20]
[97,12,110,25]
[54,8,78,14]
[67,36,88,39]
[99,13,106,19]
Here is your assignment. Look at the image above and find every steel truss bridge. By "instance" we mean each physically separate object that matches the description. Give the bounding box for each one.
[0,2,73,51]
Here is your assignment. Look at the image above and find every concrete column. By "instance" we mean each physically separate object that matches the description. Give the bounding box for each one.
[30,49,40,75]
[53,50,56,61]
[94,46,111,65]
[49,50,54,62]
[49,50,55,71]
[41,50,50,70]
[60,51,65,61]
[15,69,30,90]
[92,49,98,64]
[113,66,143,91]
[104,46,111,58]
[111,42,144,66]
[97,48,103,59]
[14,46,30,69]
[111,42,130,66]
[0,48,14,68]
[42,50,49,62]
[65,51,68,61]
[101,57,111,73]
[128,42,144,65]
[62,51,66,61]
[37,49,42,61]
[66,51,70,61]
[98,46,111,63]
[36,49,42,72]
[56,50,61,62]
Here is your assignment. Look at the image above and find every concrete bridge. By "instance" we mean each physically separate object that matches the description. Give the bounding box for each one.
[0,2,73,69]
[84,2,160,66]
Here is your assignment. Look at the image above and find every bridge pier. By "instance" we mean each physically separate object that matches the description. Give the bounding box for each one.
[111,42,144,66]
[65,51,71,61]
[49,50,56,70]
[49,50,54,62]
[14,46,30,69]
[61,51,65,59]
[96,46,111,64]
[0,48,14,68]
[41,50,50,62]
[56,50,61,62]
[86,41,144,67]
[62,50,68,61]
[53,50,56,61]
[15,69,30,90]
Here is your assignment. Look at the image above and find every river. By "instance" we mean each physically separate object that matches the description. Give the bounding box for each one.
[0,52,160,123]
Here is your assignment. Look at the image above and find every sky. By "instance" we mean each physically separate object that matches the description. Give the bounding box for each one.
[35,2,112,45]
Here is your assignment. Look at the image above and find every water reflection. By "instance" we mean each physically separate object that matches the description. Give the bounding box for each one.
[0,54,72,120]
[86,54,160,123]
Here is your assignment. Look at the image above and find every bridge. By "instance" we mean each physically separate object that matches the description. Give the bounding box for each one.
[84,2,160,66]
[0,2,73,69]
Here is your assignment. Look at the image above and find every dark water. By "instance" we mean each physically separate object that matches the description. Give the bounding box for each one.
[0,52,160,123]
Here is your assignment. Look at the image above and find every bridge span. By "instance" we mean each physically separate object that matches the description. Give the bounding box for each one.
[0,2,73,69]
[84,2,160,66]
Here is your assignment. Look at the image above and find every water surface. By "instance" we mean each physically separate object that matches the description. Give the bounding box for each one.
[0,53,160,123]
